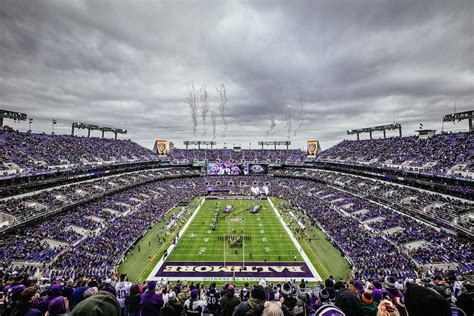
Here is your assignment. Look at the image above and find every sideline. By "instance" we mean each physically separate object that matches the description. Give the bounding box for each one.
[267,197,322,281]
[147,197,206,280]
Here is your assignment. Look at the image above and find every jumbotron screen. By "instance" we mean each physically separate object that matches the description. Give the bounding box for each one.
[248,163,268,175]
[207,162,245,175]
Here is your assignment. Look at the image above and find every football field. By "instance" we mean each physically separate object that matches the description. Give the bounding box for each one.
[167,199,302,262]
[148,198,320,281]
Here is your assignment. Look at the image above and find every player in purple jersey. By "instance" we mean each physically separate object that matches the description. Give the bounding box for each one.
[206,283,221,316]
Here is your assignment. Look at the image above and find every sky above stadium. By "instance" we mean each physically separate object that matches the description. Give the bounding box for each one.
[1,0,473,150]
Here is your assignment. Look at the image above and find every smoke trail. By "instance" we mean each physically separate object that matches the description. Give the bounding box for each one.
[293,80,305,136]
[216,83,228,136]
[185,82,199,136]
[211,109,217,139]
[200,86,210,136]
[260,89,276,136]
[284,103,293,139]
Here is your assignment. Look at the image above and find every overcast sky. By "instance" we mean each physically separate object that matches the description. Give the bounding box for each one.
[1,0,472,150]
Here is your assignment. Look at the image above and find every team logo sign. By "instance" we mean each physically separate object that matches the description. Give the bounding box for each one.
[153,140,167,156]
[155,262,314,280]
[307,140,321,156]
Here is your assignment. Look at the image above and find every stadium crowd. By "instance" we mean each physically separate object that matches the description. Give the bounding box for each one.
[0,169,199,224]
[1,273,472,316]
[275,169,473,233]
[316,131,474,179]
[0,130,159,178]
[0,176,206,281]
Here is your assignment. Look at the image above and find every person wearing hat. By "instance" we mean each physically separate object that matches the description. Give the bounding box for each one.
[10,285,41,316]
[125,284,141,316]
[280,282,305,316]
[39,283,62,314]
[334,287,364,316]
[313,288,331,311]
[314,305,346,316]
[372,279,382,290]
[220,285,240,316]
[383,277,403,300]
[233,285,265,316]
[5,284,27,315]
[358,292,376,316]
[184,288,207,316]
[47,296,69,316]
[404,284,450,316]
[72,291,121,316]
[162,290,184,316]
[352,281,364,295]
[324,278,336,300]
[140,281,164,316]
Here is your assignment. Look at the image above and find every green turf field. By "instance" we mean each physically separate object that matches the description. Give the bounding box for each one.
[119,196,352,284]
[270,198,352,281]
[167,199,303,263]
[118,198,202,282]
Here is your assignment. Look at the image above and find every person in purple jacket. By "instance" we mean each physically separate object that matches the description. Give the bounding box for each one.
[38,283,62,314]
[140,281,164,316]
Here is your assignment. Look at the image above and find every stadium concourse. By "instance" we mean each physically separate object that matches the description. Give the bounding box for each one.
[0,129,473,316]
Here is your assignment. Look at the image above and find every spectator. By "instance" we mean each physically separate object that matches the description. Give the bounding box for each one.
[47,296,69,316]
[184,288,207,316]
[335,287,364,316]
[116,274,132,315]
[161,290,183,316]
[221,285,240,316]
[62,280,75,305]
[10,285,41,316]
[71,291,120,316]
[140,281,164,316]
[263,301,284,316]
[404,284,450,316]
[125,284,141,316]
[70,279,88,310]
[358,292,376,316]
[206,283,221,316]
[233,285,266,316]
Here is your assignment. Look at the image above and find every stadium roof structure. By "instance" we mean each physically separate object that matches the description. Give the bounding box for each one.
[258,141,291,149]
[347,123,402,140]
[443,110,473,131]
[183,140,216,149]
[71,122,127,139]
[0,109,27,126]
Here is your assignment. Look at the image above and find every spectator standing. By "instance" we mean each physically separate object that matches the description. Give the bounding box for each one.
[221,285,240,316]
[140,281,164,316]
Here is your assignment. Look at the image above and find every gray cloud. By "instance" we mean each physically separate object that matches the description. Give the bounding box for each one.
[0,0,472,150]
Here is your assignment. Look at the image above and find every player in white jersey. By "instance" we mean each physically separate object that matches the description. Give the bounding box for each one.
[115,273,133,315]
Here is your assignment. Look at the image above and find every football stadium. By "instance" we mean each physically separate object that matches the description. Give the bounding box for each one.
[1,1,473,316]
